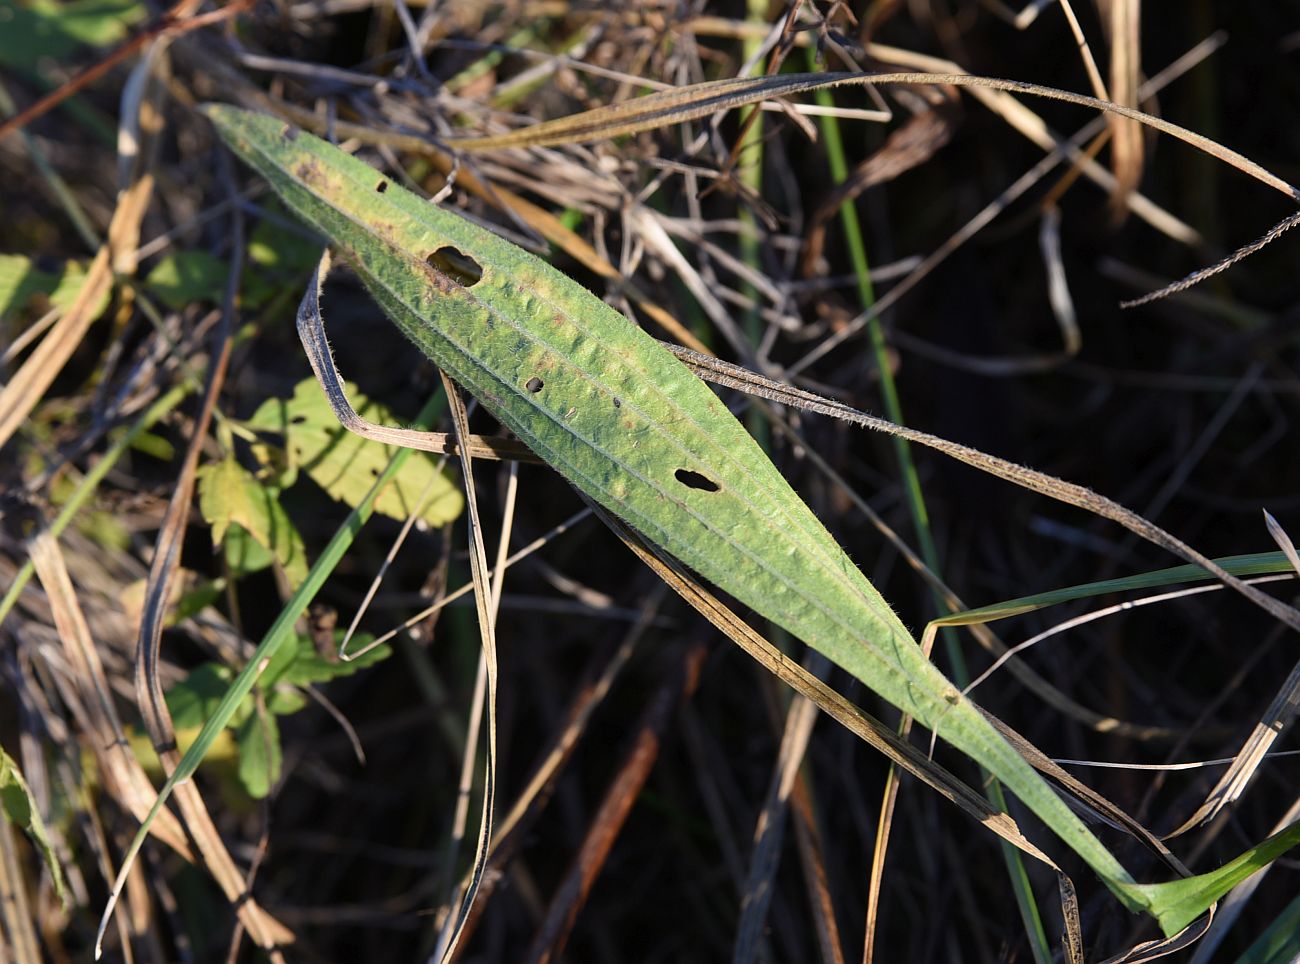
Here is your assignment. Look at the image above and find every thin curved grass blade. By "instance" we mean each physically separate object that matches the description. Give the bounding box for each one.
[932,551,1294,627]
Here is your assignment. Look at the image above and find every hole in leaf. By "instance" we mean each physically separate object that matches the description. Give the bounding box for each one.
[525,376,544,393]
[612,397,622,408]
[290,415,308,425]
[675,469,720,492]
[281,125,299,142]
[426,246,483,287]
[375,180,389,193]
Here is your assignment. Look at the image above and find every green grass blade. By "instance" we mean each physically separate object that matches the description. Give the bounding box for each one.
[933,551,1293,627]
[1235,891,1300,964]
[1124,821,1300,937]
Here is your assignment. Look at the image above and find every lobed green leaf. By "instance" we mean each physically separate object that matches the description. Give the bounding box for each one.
[249,377,464,527]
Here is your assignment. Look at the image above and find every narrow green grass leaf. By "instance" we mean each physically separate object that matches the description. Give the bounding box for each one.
[1124,821,1300,937]
[934,551,1293,627]
[204,104,1149,908]
[1236,891,1300,964]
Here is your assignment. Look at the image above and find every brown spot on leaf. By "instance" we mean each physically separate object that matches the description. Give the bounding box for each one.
[292,159,326,187]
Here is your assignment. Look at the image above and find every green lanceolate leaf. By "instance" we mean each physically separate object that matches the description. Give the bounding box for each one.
[203,103,1300,936]
[203,101,1142,908]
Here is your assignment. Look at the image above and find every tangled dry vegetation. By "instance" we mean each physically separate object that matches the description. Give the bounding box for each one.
[1,2,1299,962]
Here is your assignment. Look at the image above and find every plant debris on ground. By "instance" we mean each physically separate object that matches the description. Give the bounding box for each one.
[1,2,1298,962]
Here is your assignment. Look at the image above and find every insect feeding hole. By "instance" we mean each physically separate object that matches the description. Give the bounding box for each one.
[375,180,389,193]
[675,469,720,493]
[525,376,544,393]
[426,246,483,287]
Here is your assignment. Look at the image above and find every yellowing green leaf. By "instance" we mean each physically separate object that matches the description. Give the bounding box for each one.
[145,251,229,310]
[262,632,389,689]
[0,253,94,320]
[0,746,68,906]
[197,455,309,587]
[234,708,280,799]
[249,378,463,527]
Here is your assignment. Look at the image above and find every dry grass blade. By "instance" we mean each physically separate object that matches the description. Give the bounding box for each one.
[523,642,707,964]
[429,373,500,964]
[667,344,1300,636]
[1162,514,1300,837]
[0,245,113,450]
[451,68,1296,201]
[734,673,823,964]
[1102,0,1145,216]
[448,589,663,955]
[790,779,847,964]
[0,41,170,449]
[1120,211,1300,308]
[0,811,41,964]
[1037,204,1082,361]
[1265,511,1300,576]
[23,516,194,862]
[1099,914,1214,964]
[626,207,753,360]
[1054,0,1109,104]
